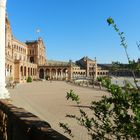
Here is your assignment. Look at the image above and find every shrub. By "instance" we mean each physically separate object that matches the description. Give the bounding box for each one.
[60,80,140,139]
[59,17,140,140]
[27,76,32,83]
[45,75,50,80]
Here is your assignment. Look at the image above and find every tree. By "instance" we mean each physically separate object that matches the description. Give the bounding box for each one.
[59,18,140,140]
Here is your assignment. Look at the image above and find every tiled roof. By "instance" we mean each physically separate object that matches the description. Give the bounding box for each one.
[47,60,69,66]
[25,40,38,44]
[80,56,93,61]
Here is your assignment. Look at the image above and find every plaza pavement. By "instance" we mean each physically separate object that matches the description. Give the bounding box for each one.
[9,81,108,140]
[111,76,140,87]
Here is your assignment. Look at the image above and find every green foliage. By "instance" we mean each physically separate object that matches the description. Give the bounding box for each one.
[107,17,114,25]
[45,75,50,80]
[107,17,129,61]
[60,79,140,139]
[66,90,80,104]
[96,76,102,82]
[111,60,140,74]
[59,18,140,139]
[129,60,140,72]
[59,123,73,137]
[27,76,32,83]
[97,76,111,89]
[107,17,140,90]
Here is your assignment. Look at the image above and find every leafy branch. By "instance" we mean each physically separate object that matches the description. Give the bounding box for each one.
[107,17,140,90]
[60,76,140,139]
[60,18,140,140]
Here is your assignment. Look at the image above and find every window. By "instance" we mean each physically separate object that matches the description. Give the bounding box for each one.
[30,57,34,63]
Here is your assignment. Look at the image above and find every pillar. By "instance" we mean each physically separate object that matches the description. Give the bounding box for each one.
[44,68,45,79]
[94,62,98,80]
[60,70,63,80]
[50,69,52,79]
[0,0,10,99]
[55,69,58,79]
[66,70,68,79]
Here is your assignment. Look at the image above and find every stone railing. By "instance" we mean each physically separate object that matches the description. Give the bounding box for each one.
[0,100,69,140]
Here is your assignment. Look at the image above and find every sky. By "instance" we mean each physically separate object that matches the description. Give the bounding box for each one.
[7,0,140,64]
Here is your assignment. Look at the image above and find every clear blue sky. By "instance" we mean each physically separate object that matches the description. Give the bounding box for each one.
[7,0,140,63]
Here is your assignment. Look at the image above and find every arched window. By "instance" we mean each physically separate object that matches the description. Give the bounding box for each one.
[39,69,44,79]
[20,66,23,76]
[30,57,34,63]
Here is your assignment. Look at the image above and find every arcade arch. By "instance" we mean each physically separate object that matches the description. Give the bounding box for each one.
[39,69,44,79]
[39,67,68,80]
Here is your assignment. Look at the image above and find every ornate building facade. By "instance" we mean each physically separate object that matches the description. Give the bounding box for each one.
[5,15,109,83]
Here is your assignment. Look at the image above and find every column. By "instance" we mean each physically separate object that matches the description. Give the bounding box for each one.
[66,70,68,79]
[27,67,28,77]
[5,68,7,77]
[31,68,32,76]
[50,69,52,79]
[62,72,64,79]
[63,71,66,79]
[95,62,98,80]
[55,69,58,79]
[44,68,45,79]
[28,68,30,77]
[0,0,9,99]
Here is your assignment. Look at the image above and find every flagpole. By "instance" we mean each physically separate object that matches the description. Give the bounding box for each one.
[36,28,40,40]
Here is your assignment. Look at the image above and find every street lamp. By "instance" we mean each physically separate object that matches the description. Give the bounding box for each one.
[0,0,10,99]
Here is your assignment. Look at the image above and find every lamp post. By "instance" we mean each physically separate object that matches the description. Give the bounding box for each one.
[0,0,10,99]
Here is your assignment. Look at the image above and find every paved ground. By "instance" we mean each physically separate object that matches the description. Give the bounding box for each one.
[9,81,108,140]
[111,77,140,87]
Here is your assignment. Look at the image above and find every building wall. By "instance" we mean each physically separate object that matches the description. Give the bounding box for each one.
[5,16,38,83]
[5,16,109,83]
[76,57,98,79]
[26,38,47,65]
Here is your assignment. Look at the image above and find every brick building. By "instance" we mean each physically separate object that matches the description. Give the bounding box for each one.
[5,15,109,83]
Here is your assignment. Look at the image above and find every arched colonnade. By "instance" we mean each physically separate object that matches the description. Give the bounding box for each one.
[72,71,86,79]
[20,66,37,78]
[39,67,69,80]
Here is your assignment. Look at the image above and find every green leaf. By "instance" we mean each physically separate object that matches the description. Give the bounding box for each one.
[107,17,114,25]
